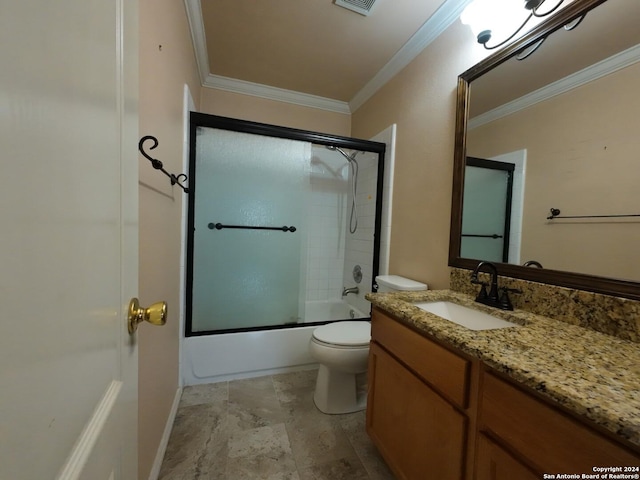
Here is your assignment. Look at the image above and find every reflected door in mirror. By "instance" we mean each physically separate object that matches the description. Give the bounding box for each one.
[461,158,514,263]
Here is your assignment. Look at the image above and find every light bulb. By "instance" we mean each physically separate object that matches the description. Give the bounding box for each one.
[461,0,529,45]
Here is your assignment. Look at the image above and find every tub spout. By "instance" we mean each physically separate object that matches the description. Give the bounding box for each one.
[342,286,359,297]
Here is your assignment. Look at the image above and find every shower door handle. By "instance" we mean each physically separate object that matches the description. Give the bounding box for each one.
[127,298,167,334]
[208,222,297,232]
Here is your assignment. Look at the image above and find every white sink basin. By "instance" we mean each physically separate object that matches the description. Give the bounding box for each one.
[414,301,520,331]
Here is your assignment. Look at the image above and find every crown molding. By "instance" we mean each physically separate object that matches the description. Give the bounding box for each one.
[185,0,472,114]
[203,74,351,114]
[349,0,474,112]
[469,43,640,130]
[184,0,209,85]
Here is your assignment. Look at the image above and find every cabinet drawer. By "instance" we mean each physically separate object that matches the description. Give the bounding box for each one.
[481,372,640,473]
[371,308,470,408]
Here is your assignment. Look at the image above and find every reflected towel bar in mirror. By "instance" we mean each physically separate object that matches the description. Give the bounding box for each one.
[547,208,640,220]
[461,233,503,239]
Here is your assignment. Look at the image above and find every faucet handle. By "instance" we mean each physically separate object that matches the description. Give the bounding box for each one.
[498,287,522,310]
[475,283,489,302]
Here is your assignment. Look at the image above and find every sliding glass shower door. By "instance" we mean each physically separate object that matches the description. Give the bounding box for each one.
[189,127,310,333]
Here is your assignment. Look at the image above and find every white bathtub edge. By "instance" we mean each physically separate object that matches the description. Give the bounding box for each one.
[184,363,320,385]
[182,326,319,385]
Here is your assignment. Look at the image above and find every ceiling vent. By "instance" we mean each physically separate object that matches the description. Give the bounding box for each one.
[334,0,377,16]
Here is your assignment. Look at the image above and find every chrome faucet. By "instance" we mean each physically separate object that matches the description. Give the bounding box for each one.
[470,261,521,310]
[342,286,359,297]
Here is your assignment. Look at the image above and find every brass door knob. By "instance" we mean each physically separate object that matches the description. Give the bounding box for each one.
[128,298,167,334]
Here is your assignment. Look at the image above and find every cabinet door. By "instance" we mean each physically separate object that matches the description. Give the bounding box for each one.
[371,309,470,408]
[481,372,640,470]
[367,343,467,480]
[476,434,539,480]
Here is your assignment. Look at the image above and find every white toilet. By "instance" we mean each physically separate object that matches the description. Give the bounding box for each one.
[309,321,371,414]
[375,274,428,293]
[309,275,427,414]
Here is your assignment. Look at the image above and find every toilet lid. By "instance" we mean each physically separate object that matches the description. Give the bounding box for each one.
[312,321,370,347]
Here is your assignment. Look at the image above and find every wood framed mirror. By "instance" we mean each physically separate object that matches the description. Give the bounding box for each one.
[449,0,640,301]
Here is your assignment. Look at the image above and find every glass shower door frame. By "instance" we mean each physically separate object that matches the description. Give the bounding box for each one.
[185,113,387,336]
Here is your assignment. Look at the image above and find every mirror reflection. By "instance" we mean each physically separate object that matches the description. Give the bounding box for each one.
[459,0,640,282]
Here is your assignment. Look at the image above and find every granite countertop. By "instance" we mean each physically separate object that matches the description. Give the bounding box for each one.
[366,289,640,448]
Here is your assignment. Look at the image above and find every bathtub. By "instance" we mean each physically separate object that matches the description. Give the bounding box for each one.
[182,299,369,385]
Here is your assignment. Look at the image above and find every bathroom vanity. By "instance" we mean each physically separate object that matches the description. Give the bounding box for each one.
[366,291,640,480]
[367,1,640,477]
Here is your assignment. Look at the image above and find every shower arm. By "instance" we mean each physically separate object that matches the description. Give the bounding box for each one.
[328,145,357,164]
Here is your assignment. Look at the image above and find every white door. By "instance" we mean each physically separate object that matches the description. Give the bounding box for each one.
[0,1,139,479]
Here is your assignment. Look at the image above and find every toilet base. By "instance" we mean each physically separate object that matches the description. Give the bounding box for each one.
[313,365,367,414]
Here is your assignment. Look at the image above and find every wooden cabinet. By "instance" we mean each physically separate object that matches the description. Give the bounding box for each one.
[478,372,640,475]
[368,307,640,479]
[475,434,539,480]
[367,308,477,479]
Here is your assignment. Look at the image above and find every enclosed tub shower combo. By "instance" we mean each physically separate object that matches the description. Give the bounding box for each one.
[183,113,387,385]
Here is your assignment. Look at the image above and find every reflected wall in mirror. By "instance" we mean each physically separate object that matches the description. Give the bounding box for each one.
[450,0,640,300]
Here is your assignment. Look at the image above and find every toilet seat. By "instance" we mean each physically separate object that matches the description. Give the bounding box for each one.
[312,321,370,347]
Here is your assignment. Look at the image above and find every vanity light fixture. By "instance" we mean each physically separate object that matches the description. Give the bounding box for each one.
[461,0,586,58]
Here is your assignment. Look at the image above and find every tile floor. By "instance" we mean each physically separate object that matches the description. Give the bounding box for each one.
[158,368,395,479]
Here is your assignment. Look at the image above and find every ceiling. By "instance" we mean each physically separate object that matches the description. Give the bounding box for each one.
[186,0,471,112]
[186,0,635,114]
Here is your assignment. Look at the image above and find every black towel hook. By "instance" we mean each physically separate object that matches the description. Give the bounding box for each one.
[138,135,189,193]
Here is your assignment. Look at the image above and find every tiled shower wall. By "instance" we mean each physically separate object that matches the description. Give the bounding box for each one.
[306,145,378,313]
[306,140,392,314]
[342,151,379,315]
[306,147,349,301]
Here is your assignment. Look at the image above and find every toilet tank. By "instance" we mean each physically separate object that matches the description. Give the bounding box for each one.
[375,275,428,293]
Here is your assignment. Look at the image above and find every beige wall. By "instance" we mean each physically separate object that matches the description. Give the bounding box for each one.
[138,0,201,478]
[200,87,351,136]
[351,21,487,289]
[467,63,640,281]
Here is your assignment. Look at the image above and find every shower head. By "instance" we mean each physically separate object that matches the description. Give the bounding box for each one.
[326,145,360,164]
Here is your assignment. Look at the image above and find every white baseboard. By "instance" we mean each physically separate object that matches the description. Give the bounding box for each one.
[147,387,182,480]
